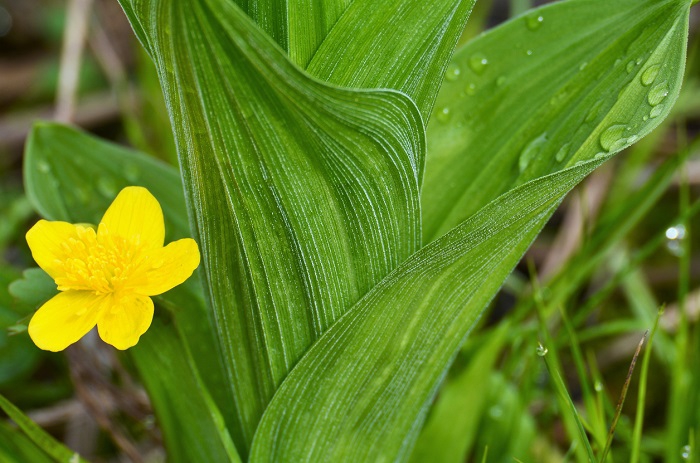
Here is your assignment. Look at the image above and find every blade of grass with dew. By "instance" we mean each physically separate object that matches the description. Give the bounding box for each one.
[0,394,89,463]
[422,0,690,242]
[560,308,608,450]
[532,269,596,463]
[600,331,649,463]
[631,307,664,463]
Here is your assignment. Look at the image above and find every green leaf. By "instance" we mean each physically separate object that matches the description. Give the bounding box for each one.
[131,321,241,463]
[118,0,423,452]
[250,159,605,462]
[0,393,88,463]
[0,423,55,463]
[306,0,476,120]
[22,122,237,461]
[421,0,690,241]
[8,268,57,311]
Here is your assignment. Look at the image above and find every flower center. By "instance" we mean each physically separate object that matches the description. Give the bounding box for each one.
[54,226,148,295]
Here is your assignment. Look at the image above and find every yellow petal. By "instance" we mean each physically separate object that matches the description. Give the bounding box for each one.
[28,291,105,352]
[98,186,164,249]
[97,294,154,350]
[25,220,81,280]
[132,238,201,296]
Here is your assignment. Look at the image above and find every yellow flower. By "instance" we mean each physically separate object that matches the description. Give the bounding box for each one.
[25,186,200,351]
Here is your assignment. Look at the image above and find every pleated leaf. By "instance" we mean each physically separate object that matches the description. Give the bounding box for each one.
[119,0,423,453]
[249,0,689,460]
[422,0,690,241]
[306,0,476,121]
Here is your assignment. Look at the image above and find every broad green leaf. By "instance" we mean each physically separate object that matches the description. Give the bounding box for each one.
[0,393,88,463]
[24,122,188,241]
[306,0,475,121]
[118,0,423,452]
[250,159,604,462]
[409,326,508,463]
[422,0,690,241]
[22,122,237,461]
[131,321,241,463]
[250,2,689,456]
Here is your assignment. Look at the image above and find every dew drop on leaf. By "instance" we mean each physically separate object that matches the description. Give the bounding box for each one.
[525,49,533,56]
[464,82,477,95]
[584,100,604,122]
[666,224,686,257]
[579,61,588,71]
[626,60,635,73]
[496,76,507,86]
[519,133,547,172]
[536,343,548,356]
[640,64,660,86]
[468,53,488,74]
[681,444,691,460]
[525,14,543,31]
[445,64,461,81]
[599,124,628,152]
[435,107,451,123]
[649,104,665,119]
[648,81,669,106]
[37,160,51,173]
[555,142,571,162]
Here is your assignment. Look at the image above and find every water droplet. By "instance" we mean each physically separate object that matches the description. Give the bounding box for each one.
[649,104,664,119]
[124,163,141,182]
[37,161,51,173]
[648,81,669,106]
[681,444,691,460]
[488,405,503,419]
[525,14,544,30]
[643,115,649,121]
[435,107,451,123]
[445,64,461,81]
[468,53,489,74]
[627,134,638,144]
[525,49,533,56]
[496,76,507,87]
[555,143,571,162]
[626,60,635,73]
[640,64,660,86]
[579,61,588,71]
[636,57,644,65]
[594,381,603,392]
[585,100,604,122]
[600,124,628,152]
[536,343,548,356]
[519,133,548,172]
[614,58,622,67]
[666,224,686,257]
[594,152,608,160]
[97,177,118,198]
[465,82,477,95]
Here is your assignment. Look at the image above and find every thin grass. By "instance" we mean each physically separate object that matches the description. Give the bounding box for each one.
[630,307,664,463]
